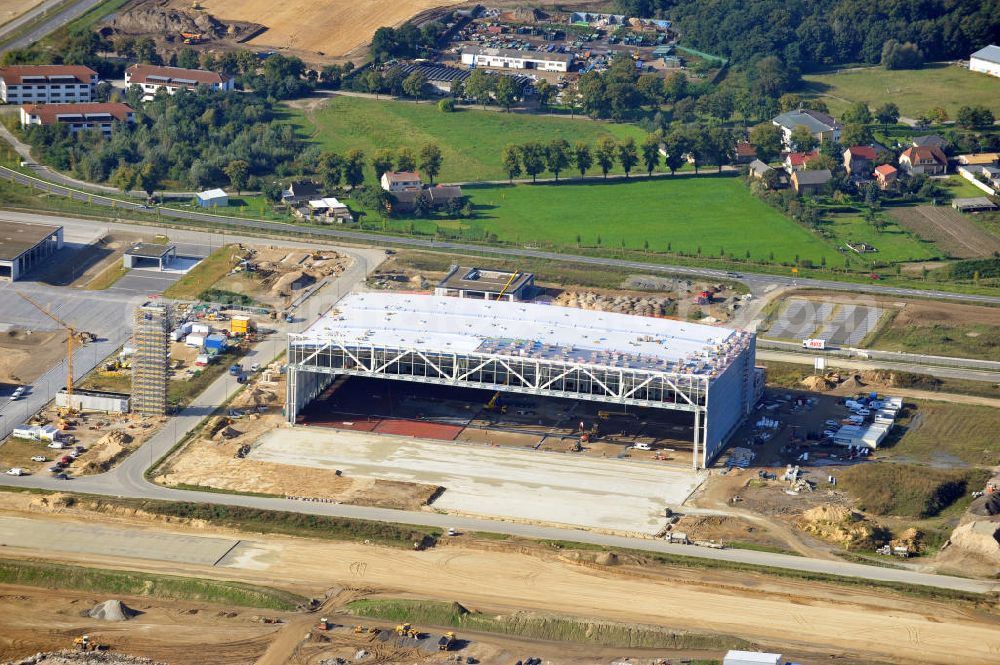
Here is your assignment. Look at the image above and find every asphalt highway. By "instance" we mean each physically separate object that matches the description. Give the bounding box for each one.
[0,0,106,52]
[4,166,1000,306]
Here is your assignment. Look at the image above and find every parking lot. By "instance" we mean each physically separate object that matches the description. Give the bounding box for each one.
[108,242,207,296]
[765,297,884,347]
[250,427,704,534]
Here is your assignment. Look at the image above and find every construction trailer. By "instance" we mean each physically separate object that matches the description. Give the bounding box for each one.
[723,652,784,665]
[131,302,171,416]
[286,293,757,469]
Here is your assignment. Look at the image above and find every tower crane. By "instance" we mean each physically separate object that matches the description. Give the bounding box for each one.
[16,292,94,407]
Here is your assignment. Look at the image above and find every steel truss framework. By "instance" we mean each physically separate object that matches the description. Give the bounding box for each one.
[287,337,723,467]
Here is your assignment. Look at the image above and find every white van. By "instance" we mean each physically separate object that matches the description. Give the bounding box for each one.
[632,443,653,451]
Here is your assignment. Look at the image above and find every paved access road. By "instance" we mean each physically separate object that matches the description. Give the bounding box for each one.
[4,167,1000,306]
[0,213,994,596]
[0,0,106,52]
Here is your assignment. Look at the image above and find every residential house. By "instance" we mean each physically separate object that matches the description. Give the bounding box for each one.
[843,146,878,177]
[747,159,786,188]
[303,197,353,223]
[873,164,898,190]
[461,46,572,72]
[381,171,422,192]
[282,180,322,206]
[19,102,134,136]
[899,146,947,175]
[390,185,465,213]
[772,108,842,148]
[790,169,832,196]
[125,64,233,101]
[970,45,1000,78]
[783,150,819,173]
[0,65,97,104]
[911,134,948,150]
[733,141,756,164]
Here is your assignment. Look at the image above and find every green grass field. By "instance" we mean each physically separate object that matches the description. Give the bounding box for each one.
[283,97,645,183]
[801,63,1000,119]
[821,210,943,264]
[885,402,1000,466]
[445,177,842,265]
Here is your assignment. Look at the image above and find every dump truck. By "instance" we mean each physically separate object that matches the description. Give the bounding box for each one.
[438,631,456,650]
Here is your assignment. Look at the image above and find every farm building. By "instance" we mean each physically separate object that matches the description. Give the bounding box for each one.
[435,265,535,301]
[395,63,534,96]
[389,185,464,213]
[196,188,229,208]
[952,197,999,213]
[123,242,177,271]
[380,171,422,192]
[286,293,758,468]
[19,102,134,136]
[0,220,64,282]
[461,46,572,72]
[970,45,1000,78]
[791,169,832,195]
[0,64,97,104]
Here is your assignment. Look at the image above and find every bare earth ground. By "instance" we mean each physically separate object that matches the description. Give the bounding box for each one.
[0,0,43,28]
[188,0,464,57]
[1,496,999,664]
[0,329,67,385]
[888,207,1000,259]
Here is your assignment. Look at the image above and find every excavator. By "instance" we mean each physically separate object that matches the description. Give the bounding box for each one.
[484,391,507,414]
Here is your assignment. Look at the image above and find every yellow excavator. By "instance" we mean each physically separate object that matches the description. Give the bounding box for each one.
[485,391,507,414]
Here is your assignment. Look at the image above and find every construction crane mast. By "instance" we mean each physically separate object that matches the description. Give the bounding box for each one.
[16,292,91,401]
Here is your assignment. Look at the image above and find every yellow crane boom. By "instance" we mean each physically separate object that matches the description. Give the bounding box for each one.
[495,271,520,301]
[16,292,87,400]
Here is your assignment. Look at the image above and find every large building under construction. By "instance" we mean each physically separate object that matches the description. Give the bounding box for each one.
[286,293,759,468]
[131,302,171,415]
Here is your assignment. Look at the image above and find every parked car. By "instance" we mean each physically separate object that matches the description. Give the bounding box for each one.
[824,420,840,427]
[9,386,25,400]
[46,441,65,449]
[249,363,261,372]
[52,472,70,480]
[632,442,652,451]
[855,408,871,416]
[30,455,46,462]
[447,527,458,537]
[6,468,25,476]
[823,430,838,438]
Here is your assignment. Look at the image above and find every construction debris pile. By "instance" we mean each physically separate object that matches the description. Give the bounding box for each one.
[553,291,676,317]
[4,652,167,665]
[725,447,755,469]
[86,600,139,622]
[797,504,888,550]
[99,1,264,44]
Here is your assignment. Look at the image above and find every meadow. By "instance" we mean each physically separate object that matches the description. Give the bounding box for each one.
[283,96,646,183]
[801,63,1000,119]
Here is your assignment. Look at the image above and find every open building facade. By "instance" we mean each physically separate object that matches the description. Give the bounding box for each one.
[287,293,758,468]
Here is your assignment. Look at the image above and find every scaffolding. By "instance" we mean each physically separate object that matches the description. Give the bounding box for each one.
[131,302,171,415]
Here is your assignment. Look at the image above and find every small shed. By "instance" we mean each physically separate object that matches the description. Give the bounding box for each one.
[123,242,177,271]
[723,651,783,665]
[196,188,229,208]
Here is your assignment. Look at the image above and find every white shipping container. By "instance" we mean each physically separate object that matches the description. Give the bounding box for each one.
[12,426,39,440]
[180,321,194,335]
[191,323,211,334]
[170,329,184,342]
[185,334,206,348]
[194,354,210,366]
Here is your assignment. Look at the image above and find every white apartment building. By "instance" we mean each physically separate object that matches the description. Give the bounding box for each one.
[0,65,97,104]
[125,64,233,101]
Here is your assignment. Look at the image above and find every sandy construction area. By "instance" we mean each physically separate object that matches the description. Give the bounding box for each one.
[4,510,1000,664]
[250,428,704,534]
[192,0,463,57]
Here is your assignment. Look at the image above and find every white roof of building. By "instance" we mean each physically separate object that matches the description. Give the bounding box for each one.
[723,651,782,665]
[971,45,1000,64]
[297,293,753,377]
[197,188,227,199]
[309,197,347,208]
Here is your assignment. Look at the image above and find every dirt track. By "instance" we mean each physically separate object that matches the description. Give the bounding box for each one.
[889,206,1000,258]
[3,507,1000,664]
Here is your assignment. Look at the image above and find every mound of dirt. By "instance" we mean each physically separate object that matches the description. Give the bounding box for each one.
[891,527,924,554]
[555,291,675,317]
[800,375,835,391]
[7,651,168,664]
[841,374,866,390]
[212,425,242,441]
[948,521,1000,561]
[88,599,139,622]
[29,492,76,512]
[798,504,888,550]
[102,3,263,41]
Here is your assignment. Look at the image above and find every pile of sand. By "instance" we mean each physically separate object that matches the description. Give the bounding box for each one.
[800,375,835,391]
[77,430,134,474]
[88,599,139,622]
[947,521,1000,562]
[798,504,888,550]
[891,527,924,554]
[29,493,76,512]
[841,375,866,390]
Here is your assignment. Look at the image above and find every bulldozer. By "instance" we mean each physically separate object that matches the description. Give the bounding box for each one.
[73,635,104,651]
[394,623,411,635]
[353,625,367,634]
